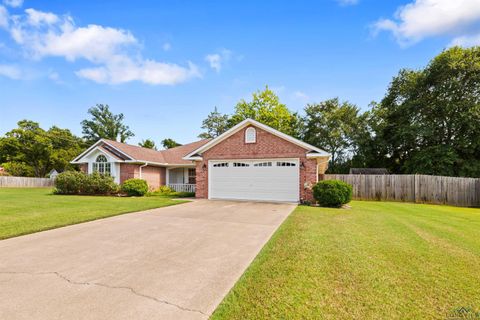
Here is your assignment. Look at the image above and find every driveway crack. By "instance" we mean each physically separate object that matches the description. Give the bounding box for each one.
[0,271,207,316]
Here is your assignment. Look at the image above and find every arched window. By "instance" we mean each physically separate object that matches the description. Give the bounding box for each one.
[93,154,111,175]
[245,127,256,143]
[96,155,107,163]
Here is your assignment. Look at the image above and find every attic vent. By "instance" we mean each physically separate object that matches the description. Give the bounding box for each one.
[245,127,256,143]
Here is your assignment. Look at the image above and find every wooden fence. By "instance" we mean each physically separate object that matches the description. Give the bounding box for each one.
[0,176,55,188]
[324,174,480,207]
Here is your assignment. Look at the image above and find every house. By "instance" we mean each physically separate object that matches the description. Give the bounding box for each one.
[71,118,331,202]
[349,168,389,175]
[48,169,59,178]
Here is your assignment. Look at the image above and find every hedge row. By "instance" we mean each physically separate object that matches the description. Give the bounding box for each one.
[54,172,148,196]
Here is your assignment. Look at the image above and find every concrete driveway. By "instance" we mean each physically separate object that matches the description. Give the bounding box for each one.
[0,200,295,320]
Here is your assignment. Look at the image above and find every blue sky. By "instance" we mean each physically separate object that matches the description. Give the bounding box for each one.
[1,0,479,145]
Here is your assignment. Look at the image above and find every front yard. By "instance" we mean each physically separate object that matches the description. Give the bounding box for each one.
[0,188,185,239]
[212,201,480,320]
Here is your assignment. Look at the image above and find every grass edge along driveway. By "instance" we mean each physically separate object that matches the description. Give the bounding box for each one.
[211,201,480,320]
[0,188,186,240]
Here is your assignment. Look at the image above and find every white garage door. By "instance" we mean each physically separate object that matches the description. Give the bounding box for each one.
[209,159,300,202]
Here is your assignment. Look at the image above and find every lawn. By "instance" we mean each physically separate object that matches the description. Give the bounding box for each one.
[0,188,185,240]
[211,201,480,320]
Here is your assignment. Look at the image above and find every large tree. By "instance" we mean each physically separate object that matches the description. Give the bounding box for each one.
[302,98,361,172]
[81,104,134,145]
[198,107,230,139]
[372,46,480,177]
[230,86,302,137]
[0,120,84,177]
[139,139,157,150]
[161,138,182,149]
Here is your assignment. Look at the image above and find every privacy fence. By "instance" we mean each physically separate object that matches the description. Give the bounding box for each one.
[0,176,55,188]
[324,174,480,207]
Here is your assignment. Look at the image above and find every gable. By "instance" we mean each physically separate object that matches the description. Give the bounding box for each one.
[203,125,309,158]
[183,118,330,161]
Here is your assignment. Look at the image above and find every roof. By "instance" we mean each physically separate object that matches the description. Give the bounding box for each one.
[72,138,211,165]
[349,168,389,175]
[183,118,331,161]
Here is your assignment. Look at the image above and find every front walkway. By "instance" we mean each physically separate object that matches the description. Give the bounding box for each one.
[0,200,295,320]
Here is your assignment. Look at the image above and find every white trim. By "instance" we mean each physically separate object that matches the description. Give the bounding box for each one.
[306,153,331,159]
[71,139,133,164]
[183,118,331,160]
[245,127,256,143]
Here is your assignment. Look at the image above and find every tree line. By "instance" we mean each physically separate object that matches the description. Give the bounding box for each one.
[197,47,480,177]
[1,46,479,177]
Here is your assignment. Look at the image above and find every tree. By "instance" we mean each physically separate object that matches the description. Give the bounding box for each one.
[0,120,84,177]
[372,46,480,177]
[139,139,157,150]
[198,107,230,139]
[81,104,134,145]
[230,86,302,137]
[302,98,361,172]
[161,138,182,149]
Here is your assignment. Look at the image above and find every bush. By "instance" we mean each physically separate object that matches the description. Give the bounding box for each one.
[54,171,118,195]
[312,180,352,208]
[158,185,173,194]
[121,178,148,196]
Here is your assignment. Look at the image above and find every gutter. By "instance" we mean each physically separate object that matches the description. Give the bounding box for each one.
[139,162,149,179]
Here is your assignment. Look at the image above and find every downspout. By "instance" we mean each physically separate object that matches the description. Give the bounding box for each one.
[139,162,148,179]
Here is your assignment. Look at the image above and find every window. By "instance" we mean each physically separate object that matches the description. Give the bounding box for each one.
[276,161,296,167]
[188,168,196,184]
[233,162,249,167]
[93,154,111,175]
[254,162,272,167]
[245,127,256,143]
[213,162,229,167]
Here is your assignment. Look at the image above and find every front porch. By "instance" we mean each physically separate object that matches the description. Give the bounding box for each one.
[166,167,196,193]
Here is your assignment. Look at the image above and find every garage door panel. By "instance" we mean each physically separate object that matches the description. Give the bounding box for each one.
[209,159,299,202]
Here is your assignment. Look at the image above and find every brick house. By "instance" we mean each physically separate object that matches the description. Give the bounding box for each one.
[71,119,330,202]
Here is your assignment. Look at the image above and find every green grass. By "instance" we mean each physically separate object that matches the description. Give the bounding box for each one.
[0,188,186,240]
[211,201,480,320]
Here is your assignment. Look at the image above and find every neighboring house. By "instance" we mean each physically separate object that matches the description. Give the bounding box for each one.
[48,169,59,178]
[71,118,331,202]
[349,168,389,175]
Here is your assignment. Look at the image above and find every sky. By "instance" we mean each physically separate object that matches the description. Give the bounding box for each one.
[1,0,480,145]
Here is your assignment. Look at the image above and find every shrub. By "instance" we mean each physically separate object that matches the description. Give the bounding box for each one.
[312,180,352,208]
[121,178,148,196]
[54,171,87,194]
[171,191,195,198]
[85,172,119,195]
[158,185,173,194]
[54,171,118,195]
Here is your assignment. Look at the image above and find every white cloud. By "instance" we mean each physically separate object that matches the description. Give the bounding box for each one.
[372,0,480,46]
[3,0,23,8]
[205,48,232,73]
[0,63,21,79]
[0,5,8,28]
[293,91,309,101]
[25,8,58,26]
[337,0,358,6]
[76,57,200,85]
[1,7,200,85]
[450,33,480,47]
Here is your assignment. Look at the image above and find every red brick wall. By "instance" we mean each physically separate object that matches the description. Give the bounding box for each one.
[119,164,165,190]
[141,166,165,190]
[195,125,317,201]
[120,164,140,183]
